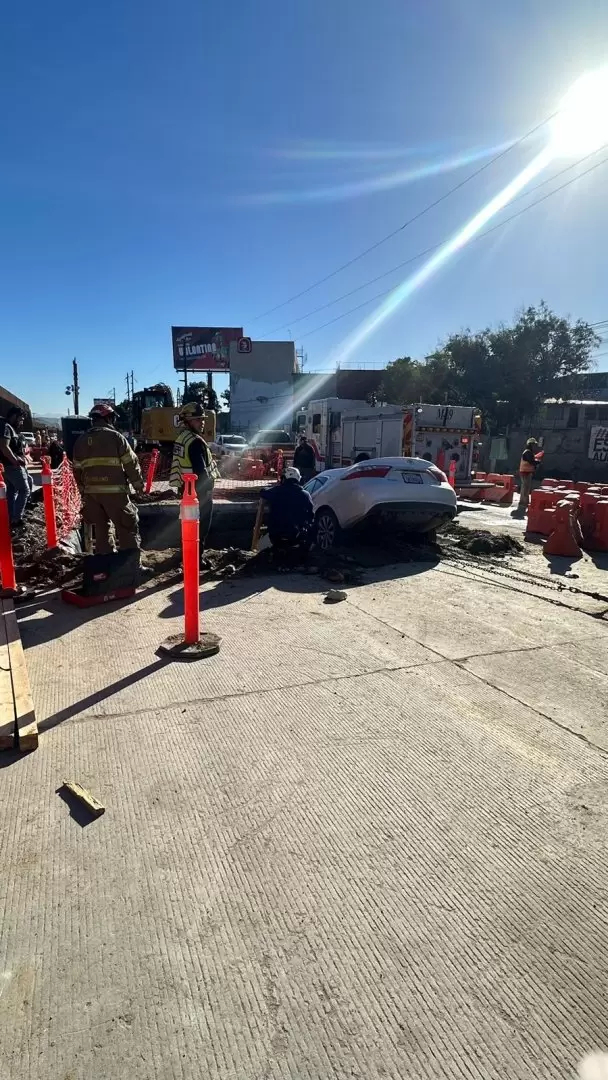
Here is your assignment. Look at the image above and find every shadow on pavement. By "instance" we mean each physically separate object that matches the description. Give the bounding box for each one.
[38,658,170,733]
[159,557,436,616]
[56,785,102,828]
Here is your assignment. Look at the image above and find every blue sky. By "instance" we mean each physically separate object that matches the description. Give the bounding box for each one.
[1,0,607,415]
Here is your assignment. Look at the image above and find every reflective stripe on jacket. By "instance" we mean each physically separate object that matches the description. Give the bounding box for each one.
[170,428,213,488]
[519,455,536,475]
[73,425,143,494]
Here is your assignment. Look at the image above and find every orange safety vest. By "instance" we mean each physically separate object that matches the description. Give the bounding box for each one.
[519,455,535,475]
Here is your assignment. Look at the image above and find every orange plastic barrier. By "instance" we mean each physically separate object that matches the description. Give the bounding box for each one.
[481,474,514,506]
[544,499,583,559]
[448,460,457,488]
[526,487,562,535]
[582,497,608,551]
[40,457,59,549]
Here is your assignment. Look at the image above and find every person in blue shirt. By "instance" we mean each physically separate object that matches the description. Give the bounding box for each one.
[262,466,315,564]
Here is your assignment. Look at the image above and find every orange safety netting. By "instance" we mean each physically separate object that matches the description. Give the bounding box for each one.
[52,456,82,540]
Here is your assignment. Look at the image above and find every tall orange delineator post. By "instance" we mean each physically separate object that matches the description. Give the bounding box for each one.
[40,457,59,549]
[181,474,200,644]
[448,459,457,488]
[145,449,159,494]
[0,465,17,593]
[158,473,221,660]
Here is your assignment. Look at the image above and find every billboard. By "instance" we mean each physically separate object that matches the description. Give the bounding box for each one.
[171,326,243,372]
[588,425,608,462]
[93,397,115,406]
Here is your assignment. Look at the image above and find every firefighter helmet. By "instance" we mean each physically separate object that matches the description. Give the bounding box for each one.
[179,402,205,420]
[89,402,115,419]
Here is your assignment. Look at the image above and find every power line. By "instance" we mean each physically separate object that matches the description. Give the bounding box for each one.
[249,113,556,324]
[262,147,608,337]
[295,151,608,341]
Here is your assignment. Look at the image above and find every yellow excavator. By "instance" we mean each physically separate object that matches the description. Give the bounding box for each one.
[131,384,216,448]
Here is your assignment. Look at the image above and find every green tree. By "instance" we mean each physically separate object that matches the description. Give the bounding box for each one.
[382,304,599,430]
[183,381,220,412]
[221,388,230,409]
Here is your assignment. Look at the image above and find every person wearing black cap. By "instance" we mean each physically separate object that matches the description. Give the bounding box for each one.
[0,407,32,529]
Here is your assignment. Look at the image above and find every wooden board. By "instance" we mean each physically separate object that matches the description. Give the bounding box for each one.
[2,599,37,752]
[0,604,16,750]
[61,780,105,817]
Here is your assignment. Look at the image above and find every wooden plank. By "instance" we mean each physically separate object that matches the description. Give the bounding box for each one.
[0,603,16,750]
[61,781,105,817]
[3,599,38,752]
[249,494,264,548]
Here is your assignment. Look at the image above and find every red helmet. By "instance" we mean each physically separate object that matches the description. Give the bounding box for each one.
[89,403,115,420]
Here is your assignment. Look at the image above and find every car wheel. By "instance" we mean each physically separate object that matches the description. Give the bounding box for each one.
[316,508,341,551]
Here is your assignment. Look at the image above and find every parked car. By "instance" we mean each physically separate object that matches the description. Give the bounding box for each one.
[21,431,36,447]
[249,429,294,453]
[304,457,457,550]
[210,434,248,457]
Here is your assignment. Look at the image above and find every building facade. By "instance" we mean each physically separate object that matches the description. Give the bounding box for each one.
[229,340,297,435]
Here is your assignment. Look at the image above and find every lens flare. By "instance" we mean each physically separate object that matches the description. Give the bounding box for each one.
[236,143,512,205]
[550,67,608,157]
[330,146,553,366]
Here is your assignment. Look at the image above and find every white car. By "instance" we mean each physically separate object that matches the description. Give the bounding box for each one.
[304,456,457,550]
[210,434,248,457]
[21,432,36,447]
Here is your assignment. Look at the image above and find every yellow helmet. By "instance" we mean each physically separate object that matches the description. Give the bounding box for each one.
[179,402,205,420]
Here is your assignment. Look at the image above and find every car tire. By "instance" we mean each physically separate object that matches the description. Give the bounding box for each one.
[315,508,341,551]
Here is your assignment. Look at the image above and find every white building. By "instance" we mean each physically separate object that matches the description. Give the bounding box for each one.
[229,340,297,435]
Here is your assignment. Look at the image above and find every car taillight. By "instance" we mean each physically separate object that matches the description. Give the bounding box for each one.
[428,466,448,483]
[342,466,391,480]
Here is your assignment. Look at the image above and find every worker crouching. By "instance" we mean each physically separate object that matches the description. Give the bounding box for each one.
[170,402,217,548]
[73,403,144,553]
[262,466,315,567]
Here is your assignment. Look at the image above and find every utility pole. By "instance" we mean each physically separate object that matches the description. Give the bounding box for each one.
[72,358,80,415]
[130,371,135,399]
[125,372,131,403]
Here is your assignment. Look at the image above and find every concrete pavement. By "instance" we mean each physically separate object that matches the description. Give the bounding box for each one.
[1,555,608,1079]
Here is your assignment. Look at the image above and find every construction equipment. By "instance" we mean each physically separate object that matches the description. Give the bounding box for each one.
[131,384,216,449]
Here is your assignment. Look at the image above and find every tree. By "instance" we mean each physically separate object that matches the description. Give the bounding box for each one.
[182,381,220,412]
[382,304,599,430]
[221,388,230,409]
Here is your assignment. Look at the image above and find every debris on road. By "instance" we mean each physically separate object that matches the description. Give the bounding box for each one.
[441,523,524,557]
[60,780,105,817]
[324,589,347,604]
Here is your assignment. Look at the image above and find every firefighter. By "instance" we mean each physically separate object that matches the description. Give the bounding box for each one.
[73,403,144,554]
[170,402,216,546]
[512,437,539,516]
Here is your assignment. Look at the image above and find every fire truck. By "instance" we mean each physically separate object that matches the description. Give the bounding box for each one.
[305,399,481,482]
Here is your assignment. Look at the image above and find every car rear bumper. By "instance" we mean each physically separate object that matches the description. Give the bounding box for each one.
[362,500,456,532]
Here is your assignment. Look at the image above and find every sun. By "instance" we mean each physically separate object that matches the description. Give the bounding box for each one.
[550,67,608,157]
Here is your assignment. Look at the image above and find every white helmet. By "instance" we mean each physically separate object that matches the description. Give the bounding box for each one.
[284,466,301,482]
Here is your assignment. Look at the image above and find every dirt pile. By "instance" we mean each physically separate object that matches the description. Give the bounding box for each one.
[441,523,524,557]
[12,504,83,588]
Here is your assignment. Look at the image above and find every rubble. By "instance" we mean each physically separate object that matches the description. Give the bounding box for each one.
[441,523,524,557]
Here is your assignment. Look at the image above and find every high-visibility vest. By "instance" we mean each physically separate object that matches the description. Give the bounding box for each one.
[170,428,212,488]
[519,455,536,474]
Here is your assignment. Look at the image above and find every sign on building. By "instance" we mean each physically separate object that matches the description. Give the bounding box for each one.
[588,425,608,462]
[171,327,243,372]
[93,397,115,406]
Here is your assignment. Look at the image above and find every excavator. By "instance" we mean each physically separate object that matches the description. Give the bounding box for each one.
[130,383,216,478]
[131,383,216,448]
